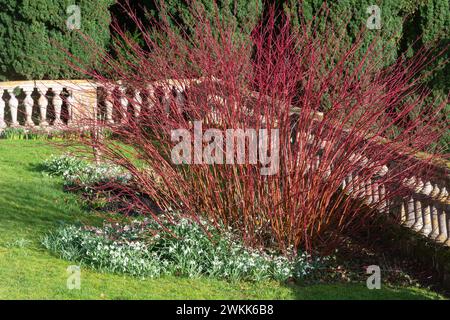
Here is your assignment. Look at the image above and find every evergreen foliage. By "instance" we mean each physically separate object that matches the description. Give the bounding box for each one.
[0,0,115,80]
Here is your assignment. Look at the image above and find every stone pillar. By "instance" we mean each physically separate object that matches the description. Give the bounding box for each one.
[420,181,433,236]
[412,199,423,231]
[371,181,379,203]
[399,202,407,223]
[406,197,415,228]
[147,86,155,111]
[347,173,354,193]
[365,179,373,205]
[66,92,74,127]
[38,89,49,127]
[104,88,114,124]
[430,205,440,239]
[421,205,432,236]
[7,89,19,127]
[436,188,448,244]
[53,88,63,126]
[134,90,142,118]
[23,88,35,127]
[379,184,387,213]
[119,86,128,123]
[437,208,448,244]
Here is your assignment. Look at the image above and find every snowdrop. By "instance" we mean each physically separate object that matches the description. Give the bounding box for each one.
[42,217,330,282]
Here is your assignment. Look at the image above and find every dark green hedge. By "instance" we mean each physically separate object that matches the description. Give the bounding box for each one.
[0,0,115,81]
[162,0,262,34]
[285,0,448,70]
[283,0,448,151]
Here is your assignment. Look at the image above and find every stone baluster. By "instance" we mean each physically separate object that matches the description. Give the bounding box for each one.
[38,89,49,127]
[162,90,171,115]
[412,199,423,231]
[52,88,63,126]
[364,179,373,204]
[173,87,185,114]
[399,202,407,223]
[118,86,128,123]
[436,187,449,244]
[404,176,415,189]
[378,165,389,177]
[103,87,114,124]
[436,208,448,244]
[346,173,354,193]
[420,204,432,236]
[371,180,380,204]
[7,89,19,127]
[405,197,415,227]
[359,177,367,200]
[66,91,74,126]
[429,184,441,240]
[134,90,142,118]
[430,205,440,239]
[421,181,433,196]
[413,177,424,193]
[146,85,155,111]
[353,174,364,199]
[349,174,357,197]
[430,183,440,199]
[439,187,448,201]
[409,178,423,231]
[23,88,35,127]
[0,92,6,129]
[379,184,387,212]
[420,181,433,236]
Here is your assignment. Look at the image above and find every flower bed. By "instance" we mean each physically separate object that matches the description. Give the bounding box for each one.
[43,216,329,281]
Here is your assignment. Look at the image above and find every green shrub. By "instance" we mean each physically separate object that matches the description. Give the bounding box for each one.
[42,217,329,281]
[285,0,412,67]
[0,0,115,80]
[284,0,448,150]
[163,0,262,34]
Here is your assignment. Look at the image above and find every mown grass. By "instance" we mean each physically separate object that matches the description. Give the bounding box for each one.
[0,140,445,300]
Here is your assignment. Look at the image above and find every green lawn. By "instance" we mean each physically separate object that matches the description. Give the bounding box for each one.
[0,140,445,300]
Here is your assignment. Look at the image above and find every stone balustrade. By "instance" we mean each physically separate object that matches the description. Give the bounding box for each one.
[1,79,448,247]
[304,131,450,247]
[398,176,449,244]
[0,80,97,129]
[0,78,216,130]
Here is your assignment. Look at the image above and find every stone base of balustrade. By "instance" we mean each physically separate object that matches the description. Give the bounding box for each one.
[0,124,79,133]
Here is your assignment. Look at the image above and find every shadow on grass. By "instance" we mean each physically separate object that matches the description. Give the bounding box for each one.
[0,141,96,244]
[286,281,441,300]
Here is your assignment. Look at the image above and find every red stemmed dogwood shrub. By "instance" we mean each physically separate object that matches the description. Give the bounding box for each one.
[66,2,447,253]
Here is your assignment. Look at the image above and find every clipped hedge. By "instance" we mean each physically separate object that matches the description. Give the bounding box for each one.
[0,0,115,80]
